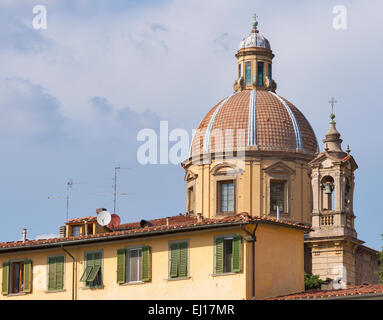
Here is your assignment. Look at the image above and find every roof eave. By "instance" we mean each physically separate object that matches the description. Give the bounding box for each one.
[0,219,309,254]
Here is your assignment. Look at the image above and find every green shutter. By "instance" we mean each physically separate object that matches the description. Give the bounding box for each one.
[169,243,179,278]
[80,266,93,282]
[48,257,56,291]
[87,265,101,282]
[178,242,188,278]
[141,246,150,282]
[232,236,242,273]
[55,256,64,290]
[23,260,32,293]
[117,249,126,284]
[215,237,224,274]
[82,252,102,285]
[2,262,9,295]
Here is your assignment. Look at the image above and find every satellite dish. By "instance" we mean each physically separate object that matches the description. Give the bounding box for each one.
[97,210,112,226]
[108,214,121,229]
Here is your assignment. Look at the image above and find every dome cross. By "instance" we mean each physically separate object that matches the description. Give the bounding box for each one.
[328,97,337,122]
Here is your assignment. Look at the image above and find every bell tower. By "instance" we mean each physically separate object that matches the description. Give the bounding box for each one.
[305,107,362,287]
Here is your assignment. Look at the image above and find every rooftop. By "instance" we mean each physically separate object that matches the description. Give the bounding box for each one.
[0,213,310,252]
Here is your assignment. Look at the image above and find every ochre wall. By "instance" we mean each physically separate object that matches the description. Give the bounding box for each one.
[186,157,311,224]
[0,225,305,300]
[251,224,305,299]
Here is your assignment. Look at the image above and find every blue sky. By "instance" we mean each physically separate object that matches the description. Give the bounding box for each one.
[0,0,382,250]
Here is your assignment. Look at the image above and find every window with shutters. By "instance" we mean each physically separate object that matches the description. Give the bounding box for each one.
[117,246,151,284]
[10,261,24,293]
[47,255,65,291]
[214,235,242,274]
[2,260,32,295]
[169,240,189,279]
[81,251,103,288]
[127,248,142,283]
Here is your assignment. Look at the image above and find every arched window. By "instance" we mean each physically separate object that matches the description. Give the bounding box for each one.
[257,62,264,86]
[238,63,242,79]
[245,62,252,86]
[188,186,194,214]
[321,176,335,210]
[268,63,272,80]
[344,178,351,210]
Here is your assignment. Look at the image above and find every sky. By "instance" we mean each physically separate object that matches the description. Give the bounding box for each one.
[0,0,382,250]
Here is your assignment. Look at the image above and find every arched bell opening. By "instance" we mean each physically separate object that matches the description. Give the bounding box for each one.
[321,176,335,211]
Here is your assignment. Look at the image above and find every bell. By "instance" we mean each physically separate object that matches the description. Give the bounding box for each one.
[324,184,332,194]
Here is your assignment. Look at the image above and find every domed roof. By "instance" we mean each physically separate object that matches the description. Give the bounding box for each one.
[191,90,318,156]
[239,32,271,50]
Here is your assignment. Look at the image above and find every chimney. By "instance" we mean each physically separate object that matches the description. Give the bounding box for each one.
[197,213,203,223]
[22,229,27,242]
[166,217,170,227]
[84,220,88,236]
[59,225,66,238]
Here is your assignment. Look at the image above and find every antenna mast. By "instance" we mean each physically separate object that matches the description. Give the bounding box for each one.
[113,167,120,214]
[49,179,87,222]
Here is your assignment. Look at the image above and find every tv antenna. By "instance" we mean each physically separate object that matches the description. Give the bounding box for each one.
[113,166,131,214]
[93,166,132,213]
[48,179,87,221]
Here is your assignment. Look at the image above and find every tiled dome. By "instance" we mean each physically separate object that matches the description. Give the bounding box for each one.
[239,32,271,50]
[191,90,318,156]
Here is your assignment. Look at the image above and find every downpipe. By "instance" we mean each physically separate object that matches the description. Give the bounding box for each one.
[241,222,259,300]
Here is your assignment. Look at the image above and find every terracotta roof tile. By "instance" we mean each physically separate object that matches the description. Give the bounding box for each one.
[190,89,318,156]
[267,284,383,300]
[0,213,310,251]
[66,216,97,223]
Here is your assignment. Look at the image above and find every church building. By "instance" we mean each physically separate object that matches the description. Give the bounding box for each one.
[0,17,379,300]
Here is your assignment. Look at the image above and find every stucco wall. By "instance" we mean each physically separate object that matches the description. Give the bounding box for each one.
[0,224,306,300]
[252,224,305,299]
[186,157,312,225]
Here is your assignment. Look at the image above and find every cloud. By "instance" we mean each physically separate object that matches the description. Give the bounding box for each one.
[89,96,113,115]
[0,77,64,142]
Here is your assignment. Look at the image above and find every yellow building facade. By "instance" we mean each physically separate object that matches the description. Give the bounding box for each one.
[0,216,307,300]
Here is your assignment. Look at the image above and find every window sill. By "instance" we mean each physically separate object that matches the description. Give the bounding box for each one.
[167,276,191,282]
[45,289,66,294]
[81,285,105,290]
[5,292,28,297]
[211,272,240,277]
[120,281,148,286]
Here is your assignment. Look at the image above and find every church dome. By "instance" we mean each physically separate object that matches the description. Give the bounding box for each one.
[191,89,318,156]
[239,32,271,50]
